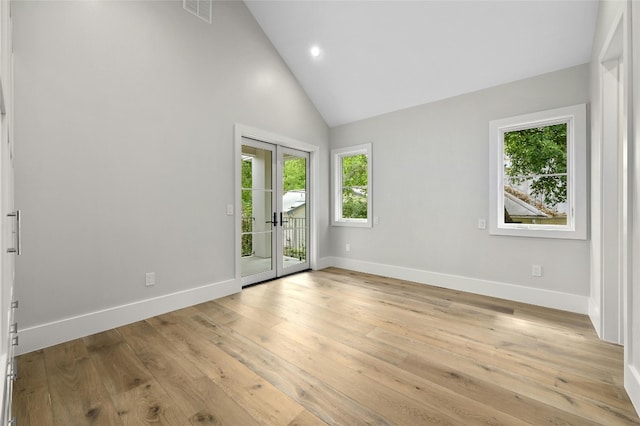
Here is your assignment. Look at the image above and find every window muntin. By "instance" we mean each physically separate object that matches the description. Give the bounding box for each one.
[489,104,587,239]
[332,144,372,227]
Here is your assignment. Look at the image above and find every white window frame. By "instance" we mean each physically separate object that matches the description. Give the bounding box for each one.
[331,143,372,227]
[489,104,587,239]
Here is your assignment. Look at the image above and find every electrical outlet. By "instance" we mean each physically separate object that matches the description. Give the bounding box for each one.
[374,216,380,225]
[145,272,155,287]
[345,243,351,253]
[226,204,234,215]
[531,265,542,277]
[478,219,486,230]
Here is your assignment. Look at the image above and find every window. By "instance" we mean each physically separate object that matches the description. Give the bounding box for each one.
[489,104,587,239]
[331,143,372,227]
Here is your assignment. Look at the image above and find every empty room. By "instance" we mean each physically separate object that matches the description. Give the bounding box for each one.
[0,0,639,424]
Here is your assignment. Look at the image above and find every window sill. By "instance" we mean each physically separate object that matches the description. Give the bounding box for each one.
[332,219,372,228]
[489,224,587,240]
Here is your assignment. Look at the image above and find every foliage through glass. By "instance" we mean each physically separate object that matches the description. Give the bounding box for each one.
[503,123,568,226]
[341,154,368,219]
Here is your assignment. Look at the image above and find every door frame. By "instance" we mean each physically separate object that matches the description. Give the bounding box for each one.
[234,124,319,285]
[627,0,640,414]
[590,7,629,345]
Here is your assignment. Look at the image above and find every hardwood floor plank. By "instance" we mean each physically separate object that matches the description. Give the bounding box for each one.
[193,300,237,325]
[227,282,377,336]
[118,382,186,426]
[213,292,285,329]
[117,321,259,425]
[84,329,155,395]
[186,376,259,426]
[300,271,623,386]
[11,350,54,426]
[147,308,306,425]
[44,339,123,425]
[223,284,409,366]
[376,324,634,416]
[219,311,462,425]
[272,319,528,426]
[398,351,604,426]
[321,268,596,332]
[397,341,639,425]
[13,268,640,426]
[286,410,327,426]
[306,270,621,373]
[365,308,629,404]
[186,309,394,425]
[84,329,186,425]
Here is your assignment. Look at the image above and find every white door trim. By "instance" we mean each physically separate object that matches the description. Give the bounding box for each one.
[591,8,628,344]
[626,0,640,415]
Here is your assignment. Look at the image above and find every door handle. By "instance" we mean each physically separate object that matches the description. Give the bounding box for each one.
[7,210,21,255]
[265,212,278,227]
[280,212,288,227]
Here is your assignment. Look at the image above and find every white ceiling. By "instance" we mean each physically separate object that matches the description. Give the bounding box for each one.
[245,0,599,127]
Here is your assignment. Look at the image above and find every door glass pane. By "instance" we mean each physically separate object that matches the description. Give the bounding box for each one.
[241,145,273,278]
[282,153,307,269]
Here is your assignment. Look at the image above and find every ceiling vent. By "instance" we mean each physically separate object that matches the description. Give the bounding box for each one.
[184,0,212,24]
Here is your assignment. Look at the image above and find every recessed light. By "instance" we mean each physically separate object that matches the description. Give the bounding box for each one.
[310,45,321,58]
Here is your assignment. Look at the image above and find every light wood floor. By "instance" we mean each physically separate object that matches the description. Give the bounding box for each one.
[12,268,640,425]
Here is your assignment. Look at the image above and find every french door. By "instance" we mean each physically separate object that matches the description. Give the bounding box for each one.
[240,137,310,286]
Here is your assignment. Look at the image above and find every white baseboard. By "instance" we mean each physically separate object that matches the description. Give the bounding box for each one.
[315,256,334,270]
[588,297,603,338]
[323,256,588,314]
[625,364,640,418]
[17,279,241,355]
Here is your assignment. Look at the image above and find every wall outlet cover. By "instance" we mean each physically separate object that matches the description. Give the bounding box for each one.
[531,265,543,277]
[145,272,155,286]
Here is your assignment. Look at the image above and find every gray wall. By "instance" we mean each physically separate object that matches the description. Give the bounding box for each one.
[329,64,591,299]
[13,1,329,330]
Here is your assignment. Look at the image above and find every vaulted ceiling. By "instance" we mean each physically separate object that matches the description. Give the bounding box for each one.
[245,1,599,127]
